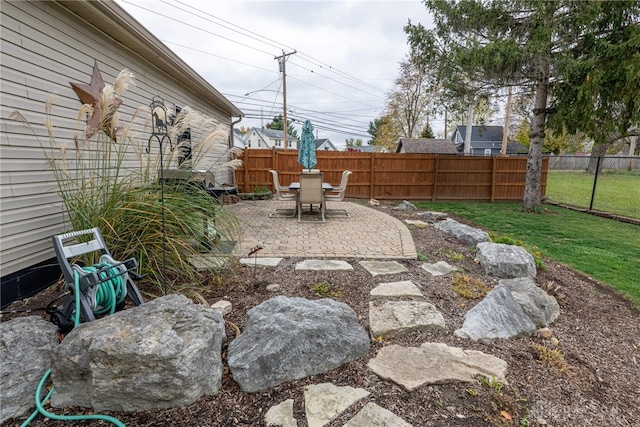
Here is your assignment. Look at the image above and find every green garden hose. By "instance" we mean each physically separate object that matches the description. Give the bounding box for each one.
[21,263,127,427]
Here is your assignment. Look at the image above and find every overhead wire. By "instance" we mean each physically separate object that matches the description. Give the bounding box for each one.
[118,0,397,139]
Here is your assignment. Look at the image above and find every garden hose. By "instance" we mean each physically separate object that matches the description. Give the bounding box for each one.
[21,262,127,427]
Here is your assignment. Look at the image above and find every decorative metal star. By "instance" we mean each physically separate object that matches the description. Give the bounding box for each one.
[70,61,120,140]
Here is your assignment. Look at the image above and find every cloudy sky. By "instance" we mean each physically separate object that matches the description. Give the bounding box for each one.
[115,0,434,147]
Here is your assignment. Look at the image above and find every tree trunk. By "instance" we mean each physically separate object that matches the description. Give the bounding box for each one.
[464,101,473,155]
[628,136,637,171]
[522,58,550,212]
[587,143,608,174]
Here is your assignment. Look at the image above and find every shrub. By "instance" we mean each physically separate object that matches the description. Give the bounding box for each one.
[11,69,241,296]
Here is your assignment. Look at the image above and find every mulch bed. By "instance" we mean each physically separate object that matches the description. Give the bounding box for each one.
[2,202,639,426]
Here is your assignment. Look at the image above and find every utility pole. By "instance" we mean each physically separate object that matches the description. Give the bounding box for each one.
[275,50,296,150]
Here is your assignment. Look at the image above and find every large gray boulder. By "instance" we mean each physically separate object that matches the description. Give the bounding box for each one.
[476,242,537,278]
[0,316,59,423]
[434,219,490,246]
[50,294,226,412]
[455,285,537,341]
[500,277,560,327]
[228,296,370,393]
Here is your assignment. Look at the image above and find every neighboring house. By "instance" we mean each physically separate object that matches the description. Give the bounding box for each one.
[1,0,243,304]
[452,125,527,155]
[244,127,299,150]
[315,138,338,151]
[233,128,246,149]
[396,138,459,154]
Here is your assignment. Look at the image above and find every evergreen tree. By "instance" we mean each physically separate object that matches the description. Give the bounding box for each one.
[266,114,298,138]
[406,0,640,211]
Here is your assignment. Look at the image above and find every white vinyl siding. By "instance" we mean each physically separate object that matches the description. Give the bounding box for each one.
[0,1,237,276]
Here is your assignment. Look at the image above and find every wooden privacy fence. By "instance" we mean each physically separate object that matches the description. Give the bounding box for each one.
[234,149,548,201]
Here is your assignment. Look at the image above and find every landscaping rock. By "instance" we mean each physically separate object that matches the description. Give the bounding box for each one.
[50,294,226,412]
[434,218,490,246]
[304,383,370,427]
[265,399,297,427]
[454,285,537,341]
[0,316,59,423]
[421,261,459,276]
[367,342,507,391]
[359,260,408,276]
[500,277,560,327]
[344,402,412,427]
[393,200,417,210]
[369,300,445,338]
[476,242,537,278]
[370,280,423,299]
[417,210,449,222]
[227,296,369,393]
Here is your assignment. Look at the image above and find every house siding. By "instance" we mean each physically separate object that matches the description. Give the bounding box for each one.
[1,1,238,277]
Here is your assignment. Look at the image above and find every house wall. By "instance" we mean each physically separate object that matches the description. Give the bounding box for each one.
[0,1,235,277]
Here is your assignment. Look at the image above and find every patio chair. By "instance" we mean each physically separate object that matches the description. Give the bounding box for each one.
[268,170,297,217]
[325,170,352,217]
[298,172,325,222]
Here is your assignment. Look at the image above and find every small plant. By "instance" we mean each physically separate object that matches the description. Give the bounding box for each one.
[465,387,479,397]
[477,375,504,392]
[533,343,569,375]
[252,183,270,194]
[451,274,491,299]
[311,282,343,298]
[12,69,241,296]
[446,250,465,261]
[417,252,429,261]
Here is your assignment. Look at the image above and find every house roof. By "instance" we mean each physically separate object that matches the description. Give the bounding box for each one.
[396,138,458,154]
[453,126,503,142]
[58,0,243,118]
[315,138,337,150]
[256,127,298,140]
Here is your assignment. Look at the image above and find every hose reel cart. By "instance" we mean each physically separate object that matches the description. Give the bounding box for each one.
[50,227,144,332]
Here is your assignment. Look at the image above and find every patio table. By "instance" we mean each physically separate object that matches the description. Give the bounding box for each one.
[288,182,334,218]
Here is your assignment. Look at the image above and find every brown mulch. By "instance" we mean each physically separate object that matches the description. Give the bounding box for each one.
[2,202,639,426]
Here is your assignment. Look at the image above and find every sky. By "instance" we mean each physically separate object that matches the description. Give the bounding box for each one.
[115,0,434,148]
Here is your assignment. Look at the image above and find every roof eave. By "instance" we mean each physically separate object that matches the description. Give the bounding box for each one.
[57,0,243,118]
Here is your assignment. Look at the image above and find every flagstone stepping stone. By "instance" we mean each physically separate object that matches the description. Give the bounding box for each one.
[367,342,508,391]
[295,259,354,271]
[344,402,412,427]
[239,257,282,268]
[404,219,428,228]
[421,261,459,276]
[359,260,408,276]
[265,399,297,427]
[370,280,423,299]
[304,383,370,427]
[369,300,445,338]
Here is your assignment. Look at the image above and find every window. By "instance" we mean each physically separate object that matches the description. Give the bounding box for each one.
[484,149,492,156]
[275,139,281,147]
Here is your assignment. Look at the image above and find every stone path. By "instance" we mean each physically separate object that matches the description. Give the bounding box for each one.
[231,258,508,427]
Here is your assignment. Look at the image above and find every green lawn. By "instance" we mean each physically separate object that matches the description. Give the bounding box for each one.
[414,202,640,305]
[546,170,640,219]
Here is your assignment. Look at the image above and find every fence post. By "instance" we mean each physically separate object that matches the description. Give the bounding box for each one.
[242,150,249,193]
[589,155,602,211]
[490,156,497,202]
[432,155,439,202]
[369,153,375,199]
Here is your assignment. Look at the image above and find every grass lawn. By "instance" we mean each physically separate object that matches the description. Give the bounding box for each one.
[414,201,640,306]
[546,170,640,219]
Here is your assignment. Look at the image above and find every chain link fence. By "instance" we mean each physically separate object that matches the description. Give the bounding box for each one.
[546,155,640,220]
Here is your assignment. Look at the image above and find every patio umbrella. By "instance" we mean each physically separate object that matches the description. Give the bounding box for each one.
[298,120,317,171]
